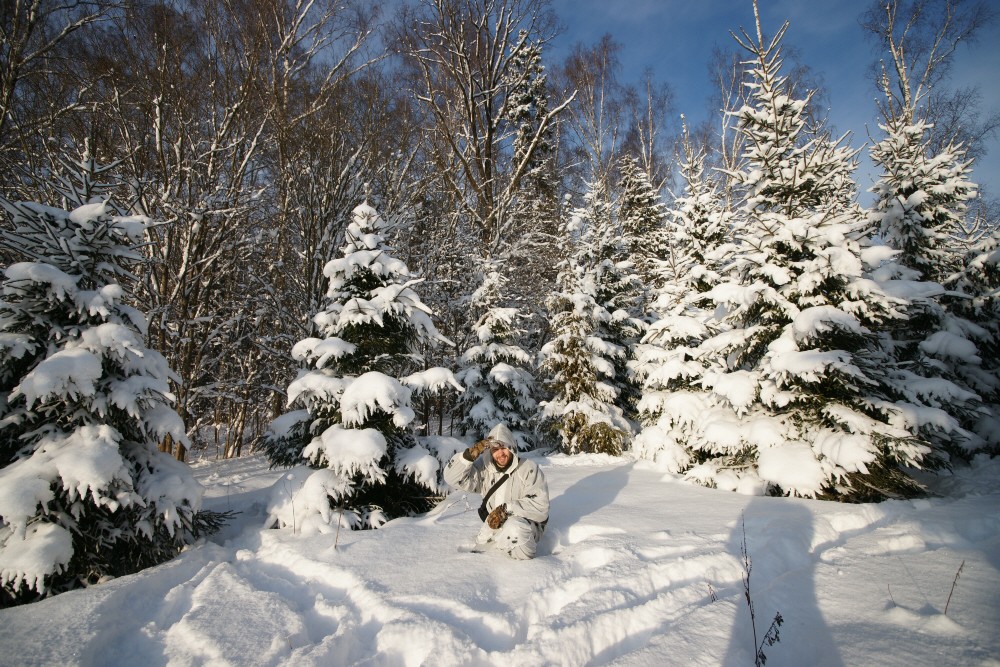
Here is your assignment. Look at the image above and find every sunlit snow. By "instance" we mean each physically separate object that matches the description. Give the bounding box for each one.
[3,450,997,666]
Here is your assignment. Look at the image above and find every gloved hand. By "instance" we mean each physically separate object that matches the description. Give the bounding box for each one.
[464,439,491,461]
[487,503,509,530]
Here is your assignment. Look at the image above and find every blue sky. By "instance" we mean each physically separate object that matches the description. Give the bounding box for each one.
[548,0,1000,199]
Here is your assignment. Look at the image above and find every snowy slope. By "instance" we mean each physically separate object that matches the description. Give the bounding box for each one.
[1,451,999,667]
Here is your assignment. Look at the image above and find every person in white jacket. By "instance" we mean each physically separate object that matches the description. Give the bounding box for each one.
[443,423,549,559]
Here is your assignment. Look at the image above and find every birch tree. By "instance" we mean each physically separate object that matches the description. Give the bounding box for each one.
[396,0,574,253]
[861,0,999,157]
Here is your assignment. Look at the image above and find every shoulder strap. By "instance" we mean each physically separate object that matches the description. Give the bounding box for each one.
[478,473,510,521]
[483,473,510,505]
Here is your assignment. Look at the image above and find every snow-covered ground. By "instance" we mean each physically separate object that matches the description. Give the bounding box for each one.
[2,449,999,667]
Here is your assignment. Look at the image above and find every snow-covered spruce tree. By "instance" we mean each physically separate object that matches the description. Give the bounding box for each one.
[662,122,732,300]
[261,202,460,531]
[638,20,975,501]
[0,198,207,606]
[539,265,631,455]
[505,33,563,325]
[538,190,640,455]
[507,34,557,223]
[617,155,668,299]
[950,223,1000,447]
[631,125,733,467]
[455,259,538,449]
[871,119,977,287]
[578,180,646,424]
[869,119,993,453]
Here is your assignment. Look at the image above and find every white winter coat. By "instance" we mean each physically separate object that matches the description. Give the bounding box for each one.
[443,450,549,526]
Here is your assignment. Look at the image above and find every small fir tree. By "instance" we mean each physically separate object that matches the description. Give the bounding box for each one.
[665,122,732,300]
[950,225,1000,447]
[579,181,646,424]
[870,117,992,455]
[455,260,538,449]
[871,119,976,286]
[617,155,668,297]
[0,196,206,606]
[538,194,638,455]
[261,202,460,530]
[539,269,632,455]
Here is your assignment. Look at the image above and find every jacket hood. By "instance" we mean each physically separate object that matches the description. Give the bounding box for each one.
[486,423,517,450]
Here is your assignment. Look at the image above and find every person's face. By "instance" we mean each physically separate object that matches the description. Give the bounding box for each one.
[491,444,512,467]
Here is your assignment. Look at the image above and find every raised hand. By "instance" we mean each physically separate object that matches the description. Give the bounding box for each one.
[464,439,491,461]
